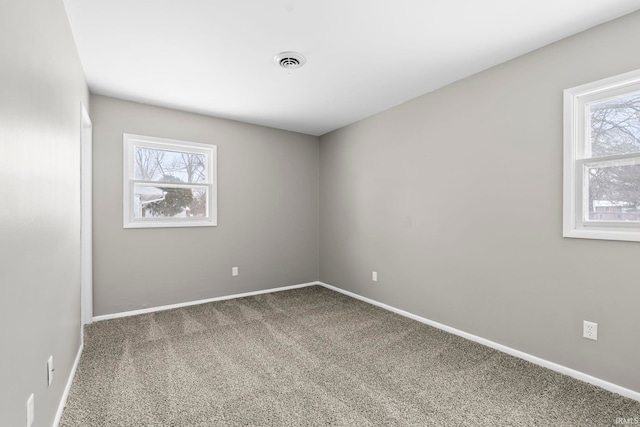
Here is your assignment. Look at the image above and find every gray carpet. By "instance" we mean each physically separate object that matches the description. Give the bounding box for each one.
[60,286,639,426]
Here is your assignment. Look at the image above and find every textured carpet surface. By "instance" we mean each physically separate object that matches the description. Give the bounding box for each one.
[60,286,639,426]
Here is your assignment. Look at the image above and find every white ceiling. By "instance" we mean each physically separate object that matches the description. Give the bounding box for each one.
[63,0,640,136]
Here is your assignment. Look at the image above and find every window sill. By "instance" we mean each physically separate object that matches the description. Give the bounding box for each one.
[563,227,640,242]
[124,220,217,229]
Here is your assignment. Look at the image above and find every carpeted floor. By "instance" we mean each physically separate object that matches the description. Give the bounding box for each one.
[60,286,639,426]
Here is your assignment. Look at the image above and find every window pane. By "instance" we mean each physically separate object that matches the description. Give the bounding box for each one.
[133,184,208,219]
[590,94,640,157]
[134,147,207,183]
[587,163,640,221]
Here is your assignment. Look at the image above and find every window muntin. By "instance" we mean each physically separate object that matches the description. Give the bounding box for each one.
[123,134,217,228]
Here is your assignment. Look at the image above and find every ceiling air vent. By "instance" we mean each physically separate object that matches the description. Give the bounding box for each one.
[274,52,306,70]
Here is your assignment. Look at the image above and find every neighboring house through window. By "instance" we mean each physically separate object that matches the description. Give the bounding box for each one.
[563,69,640,241]
[123,133,217,228]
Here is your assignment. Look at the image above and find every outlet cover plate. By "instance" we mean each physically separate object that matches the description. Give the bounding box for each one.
[583,320,598,341]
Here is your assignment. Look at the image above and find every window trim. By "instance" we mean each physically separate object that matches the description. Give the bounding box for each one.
[563,69,640,242]
[123,133,217,229]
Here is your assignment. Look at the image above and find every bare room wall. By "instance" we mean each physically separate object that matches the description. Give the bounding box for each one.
[91,95,319,316]
[319,10,640,393]
[0,0,89,426]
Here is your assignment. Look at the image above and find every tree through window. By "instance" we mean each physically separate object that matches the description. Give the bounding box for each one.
[587,94,640,222]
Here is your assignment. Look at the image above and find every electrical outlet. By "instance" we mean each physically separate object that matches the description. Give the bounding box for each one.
[232,267,238,277]
[372,271,377,282]
[26,394,34,427]
[583,320,598,341]
[47,356,54,386]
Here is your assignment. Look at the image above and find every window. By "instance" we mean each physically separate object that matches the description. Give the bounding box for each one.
[563,69,640,241]
[123,134,217,228]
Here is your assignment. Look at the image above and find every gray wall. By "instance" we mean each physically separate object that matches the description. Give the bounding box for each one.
[320,10,640,393]
[91,95,319,316]
[0,0,89,426]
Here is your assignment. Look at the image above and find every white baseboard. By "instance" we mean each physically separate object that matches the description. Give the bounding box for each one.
[317,281,640,402]
[92,282,318,322]
[53,341,83,427]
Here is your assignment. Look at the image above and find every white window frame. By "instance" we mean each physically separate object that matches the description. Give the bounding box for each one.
[123,133,217,228]
[563,69,640,242]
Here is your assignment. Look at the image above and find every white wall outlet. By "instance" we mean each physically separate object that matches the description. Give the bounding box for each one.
[583,320,598,341]
[26,393,34,427]
[47,356,54,386]
[372,271,377,282]
[232,267,238,277]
